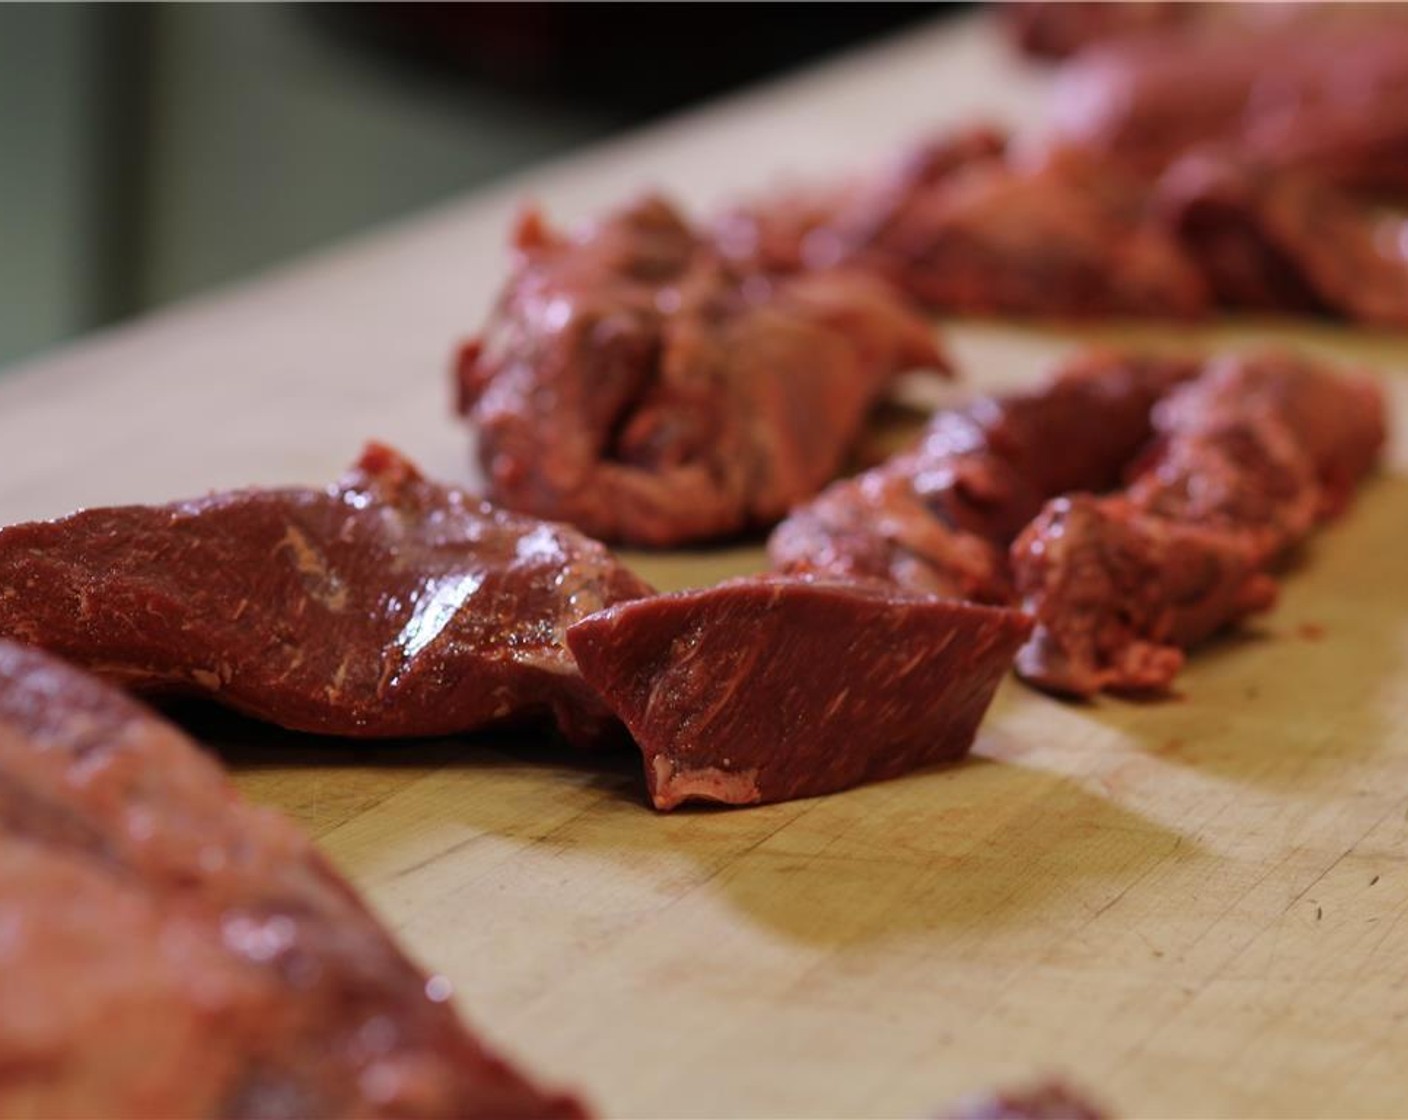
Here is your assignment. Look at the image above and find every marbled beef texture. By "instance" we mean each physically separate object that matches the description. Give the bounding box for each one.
[0,640,586,1119]
[769,351,1199,601]
[1014,352,1388,698]
[1052,21,1408,196]
[0,443,651,745]
[456,196,947,547]
[567,577,1032,811]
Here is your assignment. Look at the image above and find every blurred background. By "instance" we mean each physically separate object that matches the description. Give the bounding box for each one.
[0,2,946,369]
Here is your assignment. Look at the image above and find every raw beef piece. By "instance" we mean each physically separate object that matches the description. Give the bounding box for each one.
[1014,352,1387,697]
[1012,496,1279,697]
[941,1079,1107,1119]
[1130,351,1388,557]
[769,351,1198,601]
[456,196,947,547]
[1052,21,1408,196]
[567,577,1032,810]
[768,465,1013,603]
[0,640,586,1119]
[714,130,1206,319]
[827,143,1208,319]
[0,443,651,745]
[1146,352,1388,520]
[1156,154,1408,328]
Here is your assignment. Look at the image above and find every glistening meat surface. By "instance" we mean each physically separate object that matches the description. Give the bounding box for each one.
[456,196,947,547]
[567,577,1032,811]
[0,640,585,1119]
[0,443,651,745]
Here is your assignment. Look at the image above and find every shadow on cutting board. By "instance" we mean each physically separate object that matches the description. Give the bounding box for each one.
[203,696,1202,948]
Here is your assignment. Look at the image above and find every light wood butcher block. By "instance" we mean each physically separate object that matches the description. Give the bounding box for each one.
[2,15,1407,1119]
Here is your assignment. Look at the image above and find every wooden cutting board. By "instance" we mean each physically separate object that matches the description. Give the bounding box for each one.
[2,16,1407,1118]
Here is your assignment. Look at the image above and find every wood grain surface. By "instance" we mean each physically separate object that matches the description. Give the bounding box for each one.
[2,15,1406,1118]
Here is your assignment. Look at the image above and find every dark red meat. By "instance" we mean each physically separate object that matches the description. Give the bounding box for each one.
[1014,352,1387,697]
[0,640,586,1119]
[942,1078,1107,1119]
[715,130,1206,319]
[566,577,1032,810]
[769,464,1013,603]
[1012,495,1279,697]
[769,351,1199,601]
[1051,19,1408,196]
[1143,352,1388,522]
[456,196,948,547]
[869,144,1207,318]
[1157,153,1408,328]
[0,443,651,745]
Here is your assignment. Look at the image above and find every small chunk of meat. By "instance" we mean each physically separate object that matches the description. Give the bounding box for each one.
[910,145,1207,318]
[0,640,587,1119]
[769,464,1012,603]
[566,577,1033,810]
[1157,153,1408,328]
[1146,351,1388,520]
[713,130,1206,320]
[1012,495,1278,698]
[0,443,651,744]
[770,351,1199,600]
[833,142,1208,319]
[941,1078,1108,1119]
[457,196,948,547]
[1014,351,1387,697]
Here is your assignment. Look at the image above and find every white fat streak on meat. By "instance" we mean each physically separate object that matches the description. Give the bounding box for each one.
[393,573,487,663]
[274,526,348,612]
[649,755,761,811]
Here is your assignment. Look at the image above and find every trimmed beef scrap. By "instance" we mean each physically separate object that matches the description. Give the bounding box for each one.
[1012,495,1279,698]
[0,443,651,745]
[726,132,1208,320]
[456,196,948,547]
[769,351,1200,602]
[941,1079,1107,1119]
[1051,21,1408,196]
[566,577,1032,810]
[1157,153,1408,329]
[869,144,1207,318]
[0,639,586,1119]
[1014,352,1388,698]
